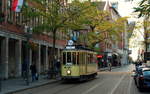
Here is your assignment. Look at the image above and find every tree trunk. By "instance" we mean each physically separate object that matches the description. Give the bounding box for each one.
[52,29,56,70]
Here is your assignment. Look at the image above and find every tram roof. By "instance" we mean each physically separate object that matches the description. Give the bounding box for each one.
[63,45,95,52]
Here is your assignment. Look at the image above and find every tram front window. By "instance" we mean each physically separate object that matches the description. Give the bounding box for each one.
[63,52,76,65]
[63,52,66,65]
[67,52,71,63]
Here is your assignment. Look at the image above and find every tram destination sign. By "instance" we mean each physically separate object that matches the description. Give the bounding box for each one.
[66,46,75,49]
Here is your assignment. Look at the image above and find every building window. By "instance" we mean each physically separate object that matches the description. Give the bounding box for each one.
[0,0,5,23]
[0,0,2,11]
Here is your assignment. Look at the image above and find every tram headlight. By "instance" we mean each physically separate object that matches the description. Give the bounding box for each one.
[67,70,71,75]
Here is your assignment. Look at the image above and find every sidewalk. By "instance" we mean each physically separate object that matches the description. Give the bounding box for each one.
[0,75,60,94]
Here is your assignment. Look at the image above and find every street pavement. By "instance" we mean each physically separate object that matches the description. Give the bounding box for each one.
[0,75,59,94]
[11,64,150,94]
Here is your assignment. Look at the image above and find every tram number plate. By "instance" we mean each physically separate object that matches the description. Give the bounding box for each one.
[66,63,72,66]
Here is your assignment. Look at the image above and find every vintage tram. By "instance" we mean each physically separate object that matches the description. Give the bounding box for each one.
[61,45,98,81]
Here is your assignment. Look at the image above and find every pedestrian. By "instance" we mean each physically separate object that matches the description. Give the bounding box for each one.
[108,63,112,71]
[30,64,37,82]
[22,61,27,80]
[107,58,112,71]
[54,58,61,78]
[56,59,61,74]
[101,59,104,68]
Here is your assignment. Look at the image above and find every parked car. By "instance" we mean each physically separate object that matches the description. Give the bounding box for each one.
[132,64,144,79]
[133,67,150,90]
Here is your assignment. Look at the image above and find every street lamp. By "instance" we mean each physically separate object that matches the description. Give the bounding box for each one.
[24,25,33,85]
[0,74,1,92]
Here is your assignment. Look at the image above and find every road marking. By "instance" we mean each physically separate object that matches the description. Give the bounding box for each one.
[98,72,131,74]
[81,80,106,94]
[128,76,133,94]
[109,74,126,94]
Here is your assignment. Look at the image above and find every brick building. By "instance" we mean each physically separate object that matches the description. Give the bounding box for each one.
[0,0,67,79]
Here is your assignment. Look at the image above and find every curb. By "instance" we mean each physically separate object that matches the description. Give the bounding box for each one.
[5,79,60,94]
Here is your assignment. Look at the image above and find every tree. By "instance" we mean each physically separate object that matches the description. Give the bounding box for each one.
[67,1,111,48]
[22,0,89,68]
[85,9,127,50]
[134,0,150,18]
[69,1,128,51]
[89,17,127,50]
[134,0,150,62]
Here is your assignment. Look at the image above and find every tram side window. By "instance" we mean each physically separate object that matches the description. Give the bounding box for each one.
[90,54,92,64]
[82,53,84,64]
[63,52,66,64]
[77,52,79,65]
[93,54,97,63]
[80,53,83,65]
[72,52,76,65]
[87,54,90,64]
[91,54,94,64]
[79,52,83,65]
[67,52,71,63]
[83,53,85,65]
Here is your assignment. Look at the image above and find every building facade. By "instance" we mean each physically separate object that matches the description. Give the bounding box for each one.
[0,0,67,79]
[98,0,132,66]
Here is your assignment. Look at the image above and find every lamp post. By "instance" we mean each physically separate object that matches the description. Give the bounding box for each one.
[0,74,1,92]
[24,25,33,85]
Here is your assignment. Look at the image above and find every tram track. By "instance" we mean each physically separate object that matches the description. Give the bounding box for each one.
[12,75,103,94]
[11,65,145,94]
[50,75,112,94]
[13,72,129,94]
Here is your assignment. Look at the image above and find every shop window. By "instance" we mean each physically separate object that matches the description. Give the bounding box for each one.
[0,12,4,23]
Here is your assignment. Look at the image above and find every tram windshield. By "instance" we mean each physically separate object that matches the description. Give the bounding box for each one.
[67,52,71,63]
[63,52,66,65]
[63,52,77,65]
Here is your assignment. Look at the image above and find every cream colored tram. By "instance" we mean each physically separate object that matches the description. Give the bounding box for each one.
[61,45,98,81]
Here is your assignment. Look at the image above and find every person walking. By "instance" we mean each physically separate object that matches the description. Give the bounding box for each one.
[30,64,37,82]
[108,63,112,71]
[56,59,61,75]
[22,61,27,80]
[107,58,112,71]
[54,58,61,79]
